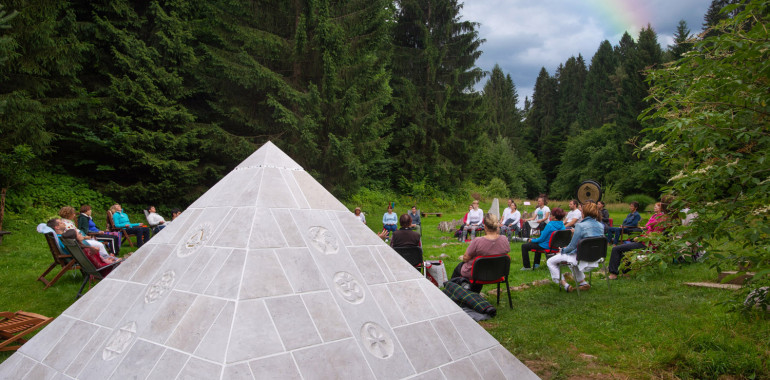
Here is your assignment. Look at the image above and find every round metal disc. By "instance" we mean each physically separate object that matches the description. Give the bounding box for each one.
[577,180,602,203]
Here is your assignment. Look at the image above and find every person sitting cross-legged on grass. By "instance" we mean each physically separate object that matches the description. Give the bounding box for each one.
[608,202,669,279]
[547,202,605,292]
[607,201,641,245]
[519,207,566,270]
[451,213,510,293]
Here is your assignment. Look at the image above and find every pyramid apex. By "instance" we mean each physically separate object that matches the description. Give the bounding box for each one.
[236,141,303,171]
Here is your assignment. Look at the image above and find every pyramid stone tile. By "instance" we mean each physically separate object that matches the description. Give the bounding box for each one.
[248,353,302,379]
[409,369,446,380]
[0,141,538,379]
[176,356,222,380]
[440,357,483,379]
[144,349,188,380]
[274,247,327,293]
[265,295,323,350]
[470,350,508,380]
[394,320,454,373]
[204,248,246,298]
[369,284,408,327]
[301,291,352,342]
[106,339,165,380]
[226,299,283,362]
[431,316,472,360]
[193,301,235,362]
[293,339,376,380]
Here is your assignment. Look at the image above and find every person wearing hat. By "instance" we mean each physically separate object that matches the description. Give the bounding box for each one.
[354,207,366,224]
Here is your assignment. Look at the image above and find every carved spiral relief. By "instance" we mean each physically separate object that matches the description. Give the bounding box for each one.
[102,321,137,361]
[307,226,339,255]
[360,322,394,359]
[333,271,364,304]
[177,223,212,257]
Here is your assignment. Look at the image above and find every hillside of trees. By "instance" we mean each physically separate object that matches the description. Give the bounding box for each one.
[0,0,736,211]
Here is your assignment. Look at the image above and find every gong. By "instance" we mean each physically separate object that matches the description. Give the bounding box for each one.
[577,180,602,203]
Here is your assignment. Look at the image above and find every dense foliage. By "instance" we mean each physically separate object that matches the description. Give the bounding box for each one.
[0,0,742,214]
[642,0,769,306]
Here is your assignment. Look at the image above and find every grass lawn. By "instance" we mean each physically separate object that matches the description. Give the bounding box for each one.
[1,203,768,378]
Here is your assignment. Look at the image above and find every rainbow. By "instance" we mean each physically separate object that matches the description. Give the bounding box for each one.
[588,0,652,37]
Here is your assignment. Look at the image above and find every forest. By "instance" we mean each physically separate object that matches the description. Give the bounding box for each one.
[0,0,751,212]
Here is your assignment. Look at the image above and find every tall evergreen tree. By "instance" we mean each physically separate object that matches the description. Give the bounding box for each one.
[389,0,485,189]
[482,64,521,141]
[578,40,617,130]
[668,20,693,61]
[526,67,559,185]
[702,0,742,37]
[555,54,587,136]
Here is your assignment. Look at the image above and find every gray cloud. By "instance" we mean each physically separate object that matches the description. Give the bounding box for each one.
[461,0,711,106]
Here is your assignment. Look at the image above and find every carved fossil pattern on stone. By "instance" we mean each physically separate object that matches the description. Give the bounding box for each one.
[361,322,394,359]
[333,271,364,304]
[102,321,137,361]
[144,270,176,304]
[177,223,212,257]
[308,226,339,254]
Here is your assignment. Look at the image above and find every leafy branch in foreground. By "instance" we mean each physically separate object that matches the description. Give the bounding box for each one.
[640,0,770,311]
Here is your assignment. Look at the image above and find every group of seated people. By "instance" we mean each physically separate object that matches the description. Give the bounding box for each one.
[446,195,673,294]
[46,203,182,258]
[377,205,422,240]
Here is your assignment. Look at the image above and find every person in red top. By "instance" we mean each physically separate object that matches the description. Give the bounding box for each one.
[608,201,669,279]
[451,213,511,292]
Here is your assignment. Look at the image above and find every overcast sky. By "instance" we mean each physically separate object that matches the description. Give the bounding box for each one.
[459,0,712,106]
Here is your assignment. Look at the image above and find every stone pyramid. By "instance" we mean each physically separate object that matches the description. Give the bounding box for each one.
[0,142,538,379]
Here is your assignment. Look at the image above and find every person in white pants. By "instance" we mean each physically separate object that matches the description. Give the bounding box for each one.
[547,202,605,292]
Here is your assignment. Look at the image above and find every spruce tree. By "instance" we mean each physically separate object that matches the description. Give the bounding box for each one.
[482,64,521,141]
[579,40,617,129]
[389,0,485,189]
[526,67,559,185]
[555,55,587,136]
[668,20,693,61]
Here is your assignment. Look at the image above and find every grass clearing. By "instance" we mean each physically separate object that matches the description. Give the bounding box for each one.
[1,202,768,378]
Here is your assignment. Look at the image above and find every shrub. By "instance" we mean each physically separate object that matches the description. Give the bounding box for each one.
[602,183,622,204]
[624,194,656,212]
[485,177,508,200]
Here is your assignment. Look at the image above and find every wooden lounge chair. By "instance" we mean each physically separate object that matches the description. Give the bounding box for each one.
[38,232,80,289]
[0,311,54,352]
[106,210,134,248]
[62,238,121,299]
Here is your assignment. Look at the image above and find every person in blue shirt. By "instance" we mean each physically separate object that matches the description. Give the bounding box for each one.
[110,204,151,248]
[519,207,566,270]
[382,205,398,238]
[547,202,605,292]
[606,201,641,245]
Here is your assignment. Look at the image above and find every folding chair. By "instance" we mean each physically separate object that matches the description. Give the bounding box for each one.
[469,254,512,308]
[619,219,645,242]
[62,238,121,299]
[106,210,134,248]
[559,236,609,295]
[0,311,53,352]
[528,229,573,261]
[393,246,424,274]
[38,232,80,289]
